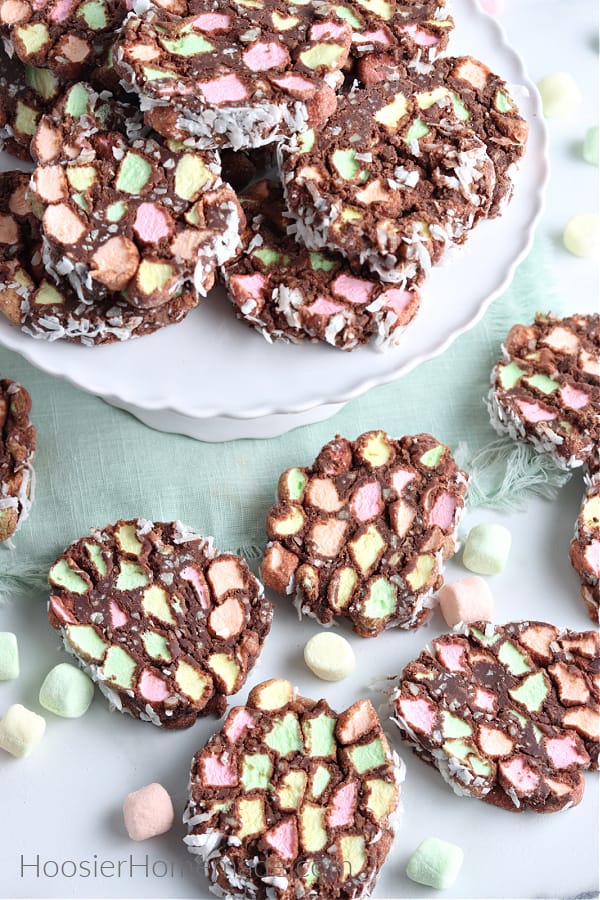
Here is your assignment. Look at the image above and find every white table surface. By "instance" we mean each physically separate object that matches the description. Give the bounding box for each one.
[0,1,598,899]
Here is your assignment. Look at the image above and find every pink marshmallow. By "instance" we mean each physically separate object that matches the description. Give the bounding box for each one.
[381,287,413,315]
[201,754,238,786]
[473,686,496,712]
[123,783,174,841]
[310,20,348,41]
[199,73,248,104]
[328,781,357,827]
[429,491,457,531]
[515,399,556,423]
[400,24,440,47]
[438,576,494,627]
[49,0,75,22]
[270,74,314,97]
[332,273,374,305]
[545,734,588,769]
[231,272,268,303]
[436,640,468,672]
[181,565,210,609]
[585,541,600,577]
[350,481,383,521]
[133,203,171,243]
[265,818,297,860]
[139,670,170,702]
[110,600,128,628]
[306,296,344,317]
[560,384,589,410]
[193,12,231,31]
[225,707,254,743]
[499,757,540,795]
[390,468,416,494]
[398,696,437,734]
[243,41,289,72]
[354,27,392,46]
[49,595,76,624]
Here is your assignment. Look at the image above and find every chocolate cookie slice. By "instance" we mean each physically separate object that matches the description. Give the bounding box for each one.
[0,44,61,160]
[488,313,600,471]
[114,0,351,151]
[278,78,496,283]
[184,678,403,898]
[222,179,420,350]
[390,622,599,812]
[357,54,528,217]
[47,519,273,727]
[0,377,35,543]
[0,0,128,79]
[30,83,245,310]
[0,170,200,344]
[260,431,468,637]
[570,472,600,623]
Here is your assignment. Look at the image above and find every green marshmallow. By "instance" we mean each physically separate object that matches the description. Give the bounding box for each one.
[242,753,271,790]
[498,641,532,676]
[142,630,172,662]
[297,128,315,153]
[66,624,108,662]
[39,663,94,718]
[525,373,559,394]
[0,632,19,680]
[420,444,444,467]
[85,542,107,576]
[25,65,60,101]
[405,117,430,144]
[35,282,63,305]
[495,90,514,113]
[14,101,38,136]
[335,4,361,27]
[508,671,549,712]
[309,252,335,272]
[303,712,336,757]
[311,765,331,798]
[348,737,386,773]
[49,559,89,594]
[77,0,107,29]
[331,149,368,182]
[143,66,177,81]
[283,467,307,500]
[583,125,599,165]
[101,645,137,689]
[265,712,303,756]
[117,560,149,591]
[450,92,470,121]
[116,152,152,194]
[462,523,512,575]
[161,33,214,55]
[441,711,472,739]
[15,22,49,55]
[252,246,281,267]
[65,83,92,118]
[300,43,345,70]
[72,193,88,211]
[498,360,525,389]
[363,577,396,619]
[406,837,464,890]
[106,201,127,222]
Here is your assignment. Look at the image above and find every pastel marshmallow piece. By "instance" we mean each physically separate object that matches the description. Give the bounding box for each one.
[123,783,174,841]
[438,576,494,627]
[0,704,46,758]
[39,662,95,718]
[406,837,464,890]
[537,72,582,118]
[462,523,512,575]
[304,632,355,681]
[0,632,19,680]
[563,213,599,258]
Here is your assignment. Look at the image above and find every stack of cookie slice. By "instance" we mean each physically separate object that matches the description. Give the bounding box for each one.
[0,0,528,349]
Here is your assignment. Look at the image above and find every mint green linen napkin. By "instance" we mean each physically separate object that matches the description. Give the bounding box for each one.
[0,238,571,597]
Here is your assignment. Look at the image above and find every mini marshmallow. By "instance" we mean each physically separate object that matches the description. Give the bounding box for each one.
[463,523,512,575]
[39,663,95,718]
[583,125,599,166]
[406,837,464,889]
[537,72,582,118]
[438,576,494,626]
[563,213,599,258]
[123,783,174,841]
[304,632,355,681]
[0,632,19,680]
[0,704,46,758]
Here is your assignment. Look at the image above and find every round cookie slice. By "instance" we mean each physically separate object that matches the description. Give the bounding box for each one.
[184,678,404,898]
[278,78,496,283]
[570,471,600,623]
[30,83,244,310]
[356,54,529,217]
[47,519,273,727]
[390,622,599,812]
[0,170,200,345]
[488,313,600,471]
[0,0,128,79]
[222,179,421,350]
[0,377,36,543]
[260,431,468,637]
[114,0,352,151]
